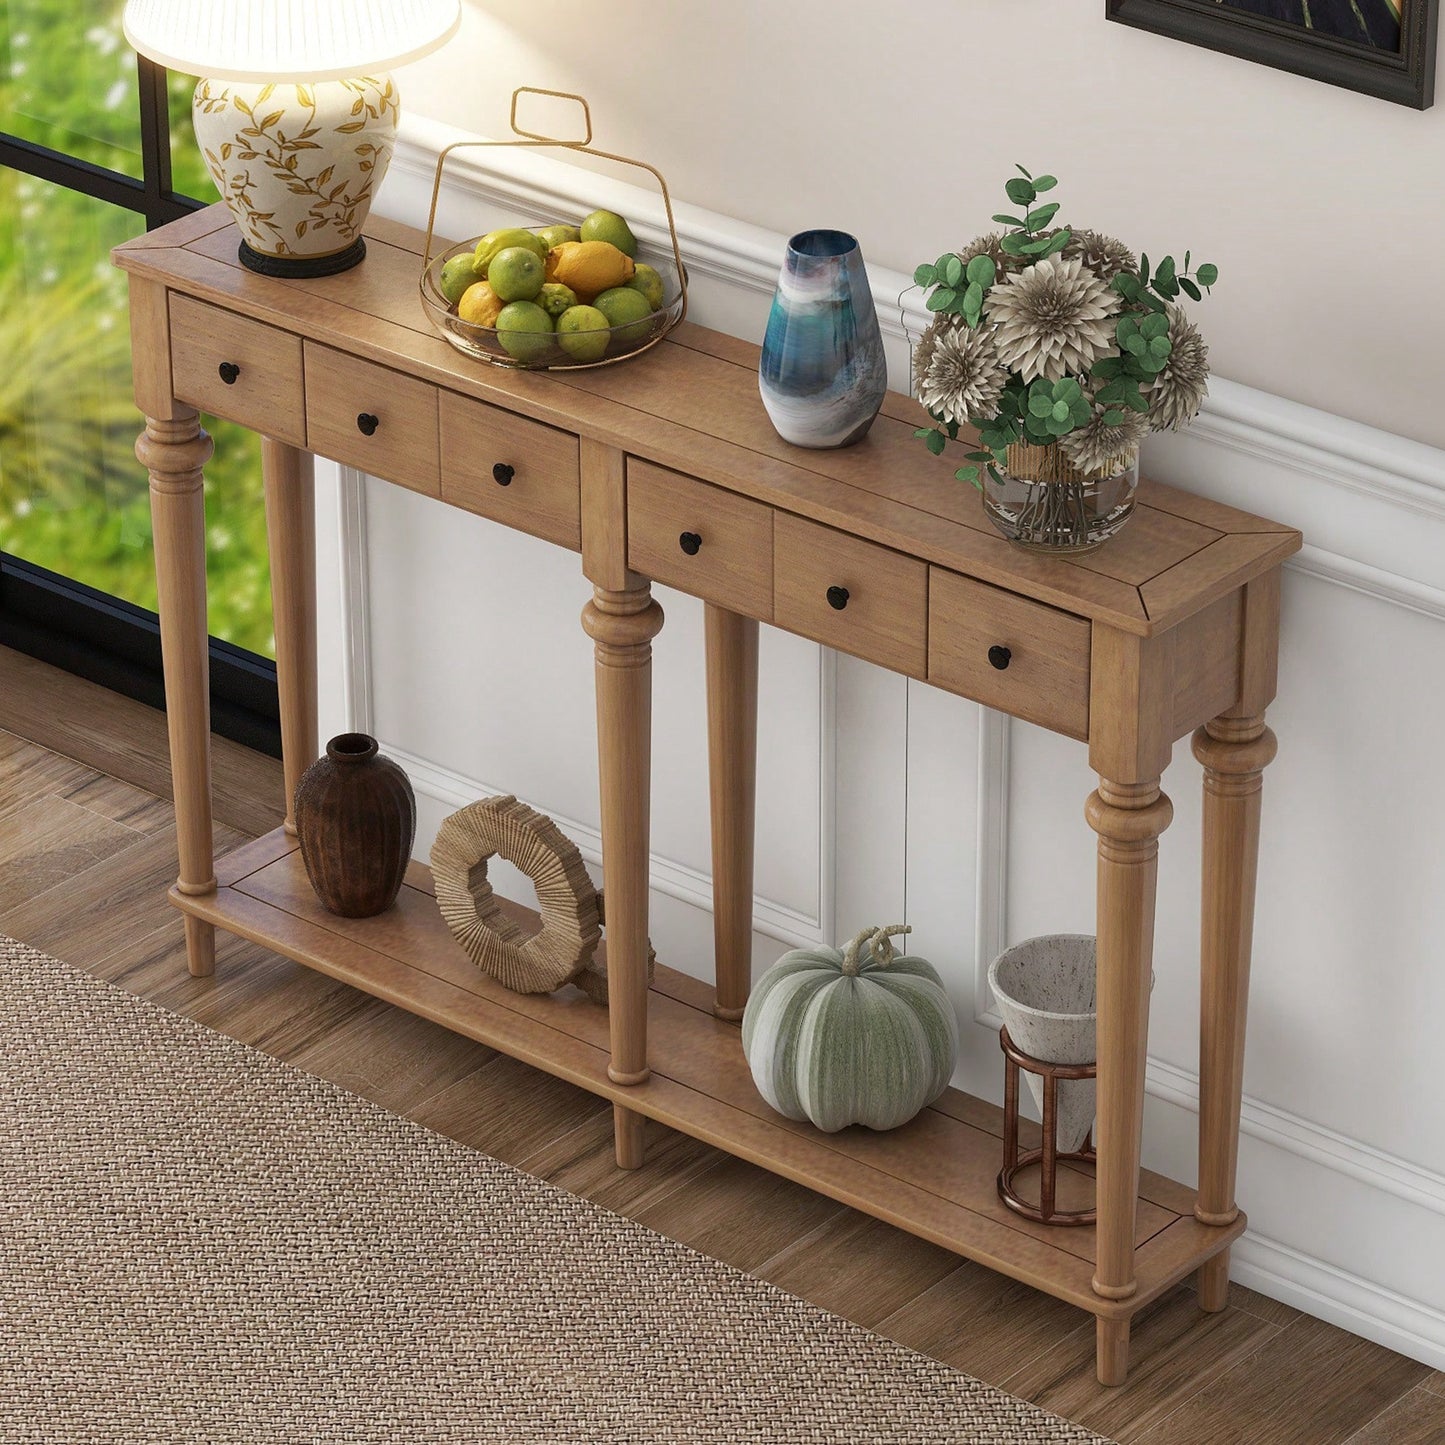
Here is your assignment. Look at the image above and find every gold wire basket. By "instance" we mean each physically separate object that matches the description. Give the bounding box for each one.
[419,88,688,370]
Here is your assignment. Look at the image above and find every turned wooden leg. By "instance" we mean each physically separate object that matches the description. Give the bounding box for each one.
[139,411,217,978]
[1192,714,1276,1311]
[582,581,664,1169]
[1087,777,1173,1385]
[262,439,317,835]
[705,604,759,1021]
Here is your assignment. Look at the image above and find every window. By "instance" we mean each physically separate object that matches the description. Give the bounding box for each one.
[0,2,279,753]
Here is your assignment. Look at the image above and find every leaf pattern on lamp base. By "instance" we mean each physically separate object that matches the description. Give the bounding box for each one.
[191,75,400,260]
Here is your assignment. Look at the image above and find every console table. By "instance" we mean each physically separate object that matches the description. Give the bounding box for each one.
[115,204,1299,1386]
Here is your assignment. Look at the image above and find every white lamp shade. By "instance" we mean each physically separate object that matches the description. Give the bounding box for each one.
[122,0,462,83]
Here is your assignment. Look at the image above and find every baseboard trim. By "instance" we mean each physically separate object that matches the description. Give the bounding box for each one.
[1232,1230,1445,1371]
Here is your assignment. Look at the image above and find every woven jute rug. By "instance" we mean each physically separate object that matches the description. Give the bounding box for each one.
[1,936,1109,1444]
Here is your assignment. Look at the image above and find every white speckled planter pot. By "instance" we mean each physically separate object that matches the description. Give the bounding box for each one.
[191,74,399,272]
[988,935,1099,1154]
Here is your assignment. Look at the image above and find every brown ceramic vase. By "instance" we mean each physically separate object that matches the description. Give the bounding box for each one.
[294,733,416,918]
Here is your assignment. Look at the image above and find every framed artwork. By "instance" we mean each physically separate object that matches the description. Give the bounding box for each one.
[1106,0,1438,108]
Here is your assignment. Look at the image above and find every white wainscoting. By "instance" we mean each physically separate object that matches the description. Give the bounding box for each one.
[308,113,1445,1367]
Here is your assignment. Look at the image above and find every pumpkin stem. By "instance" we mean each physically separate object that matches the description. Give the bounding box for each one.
[840,927,875,976]
[840,923,912,975]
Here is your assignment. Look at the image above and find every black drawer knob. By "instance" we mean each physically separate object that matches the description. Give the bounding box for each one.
[988,645,1012,671]
[492,462,515,487]
[356,412,379,437]
[679,531,702,556]
[217,361,240,385]
[826,585,850,611]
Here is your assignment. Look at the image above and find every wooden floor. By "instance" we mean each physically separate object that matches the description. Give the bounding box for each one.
[3,648,1442,1443]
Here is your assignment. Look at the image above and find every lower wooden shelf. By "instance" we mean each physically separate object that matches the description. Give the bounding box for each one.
[177,827,1243,1322]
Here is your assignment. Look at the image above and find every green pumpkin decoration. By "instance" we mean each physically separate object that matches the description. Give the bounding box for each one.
[741,924,959,1133]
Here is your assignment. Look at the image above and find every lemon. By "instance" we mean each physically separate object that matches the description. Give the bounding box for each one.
[593,286,656,348]
[627,262,664,310]
[439,252,484,306]
[495,300,555,363]
[457,281,503,328]
[487,246,546,302]
[538,282,578,319]
[545,240,635,300]
[536,223,581,250]
[473,227,548,272]
[556,305,612,362]
[580,209,638,258]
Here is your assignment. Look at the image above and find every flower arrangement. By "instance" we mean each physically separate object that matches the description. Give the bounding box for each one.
[911,167,1217,540]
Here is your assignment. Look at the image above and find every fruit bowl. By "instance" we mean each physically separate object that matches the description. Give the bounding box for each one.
[420,239,686,370]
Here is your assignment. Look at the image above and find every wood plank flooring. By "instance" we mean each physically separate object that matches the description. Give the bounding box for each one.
[0,664,1433,1442]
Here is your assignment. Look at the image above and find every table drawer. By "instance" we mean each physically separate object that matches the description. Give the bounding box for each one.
[169,293,304,446]
[929,568,1091,739]
[774,513,927,678]
[441,393,581,550]
[627,460,773,618]
[304,342,439,496]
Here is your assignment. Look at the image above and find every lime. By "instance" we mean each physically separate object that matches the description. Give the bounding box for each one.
[495,300,555,363]
[627,262,664,310]
[439,252,484,306]
[457,281,503,328]
[536,223,581,250]
[488,246,546,303]
[580,209,638,258]
[538,282,579,319]
[555,304,611,363]
[473,227,548,272]
[593,286,655,348]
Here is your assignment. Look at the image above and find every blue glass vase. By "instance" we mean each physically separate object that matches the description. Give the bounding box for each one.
[759,229,887,449]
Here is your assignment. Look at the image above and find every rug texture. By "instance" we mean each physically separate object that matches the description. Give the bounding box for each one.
[1,936,1108,1444]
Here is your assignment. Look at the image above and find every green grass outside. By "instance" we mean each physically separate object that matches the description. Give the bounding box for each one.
[0,2,274,657]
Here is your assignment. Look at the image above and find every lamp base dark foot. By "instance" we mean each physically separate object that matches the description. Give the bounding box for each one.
[238,238,367,278]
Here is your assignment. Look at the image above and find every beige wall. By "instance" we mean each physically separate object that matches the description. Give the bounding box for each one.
[397,0,1445,448]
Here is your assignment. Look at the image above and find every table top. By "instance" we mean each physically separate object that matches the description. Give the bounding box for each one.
[116,205,1301,638]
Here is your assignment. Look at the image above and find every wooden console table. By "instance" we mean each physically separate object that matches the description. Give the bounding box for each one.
[115,205,1299,1386]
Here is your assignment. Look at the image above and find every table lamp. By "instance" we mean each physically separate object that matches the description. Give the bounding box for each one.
[122,0,461,277]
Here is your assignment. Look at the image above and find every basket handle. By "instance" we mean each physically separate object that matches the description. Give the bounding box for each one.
[509,87,593,147]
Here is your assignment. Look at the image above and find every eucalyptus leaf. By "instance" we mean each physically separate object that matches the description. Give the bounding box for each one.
[1197,262,1219,287]
[993,214,1027,227]
[913,264,938,287]
[1103,409,1126,426]
[926,287,957,311]
[956,464,982,490]
[965,254,997,287]
[1149,335,1172,358]
[1139,252,1150,286]
[1026,202,1060,231]
[1032,174,1057,192]
[1178,277,1202,301]
[1000,234,1030,256]
[944,255,963,287]
[1005,177,1036,206]
[924,429,946,455]
[1043,230,1071,256]
[1140,312,1169,341]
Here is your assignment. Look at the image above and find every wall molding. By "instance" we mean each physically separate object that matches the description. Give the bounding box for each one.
[1233,1229,1445,1372]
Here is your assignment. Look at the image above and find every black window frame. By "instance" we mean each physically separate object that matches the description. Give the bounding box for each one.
[0,55,281,757]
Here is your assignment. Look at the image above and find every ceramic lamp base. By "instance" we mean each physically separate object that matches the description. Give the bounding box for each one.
[192,73,399,273]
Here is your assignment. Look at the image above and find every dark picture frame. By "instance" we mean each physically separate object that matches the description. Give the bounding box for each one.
[1106,0,1438,108]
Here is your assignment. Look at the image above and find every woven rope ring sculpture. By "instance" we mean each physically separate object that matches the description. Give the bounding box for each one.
[430,794,652,1004]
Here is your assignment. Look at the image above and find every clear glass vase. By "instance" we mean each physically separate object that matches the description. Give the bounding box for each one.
[982,444,1140,556]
